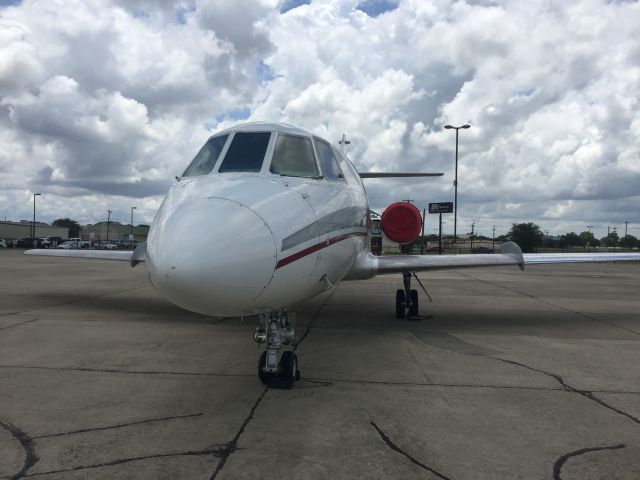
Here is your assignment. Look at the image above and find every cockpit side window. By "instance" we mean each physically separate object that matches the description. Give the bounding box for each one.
[270,134,320,178]
[218,132,271,173]
[333,148,363,186]
[314,138,344,181]
[182,134,229,177]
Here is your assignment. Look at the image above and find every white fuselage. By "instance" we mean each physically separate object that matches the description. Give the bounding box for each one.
[145,125,369,316]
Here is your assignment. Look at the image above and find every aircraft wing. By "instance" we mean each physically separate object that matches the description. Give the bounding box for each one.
[24,242,146,267]
[358,172,443,178]
[344,242,640,279]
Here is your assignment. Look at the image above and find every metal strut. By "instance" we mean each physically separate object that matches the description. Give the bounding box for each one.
[402,272,414,311]
[254,310,296,373]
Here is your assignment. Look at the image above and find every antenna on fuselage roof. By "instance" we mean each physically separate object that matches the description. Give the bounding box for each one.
[338,134,350,154]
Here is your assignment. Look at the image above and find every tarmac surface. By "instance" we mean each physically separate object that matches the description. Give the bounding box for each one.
[1,248,640,479]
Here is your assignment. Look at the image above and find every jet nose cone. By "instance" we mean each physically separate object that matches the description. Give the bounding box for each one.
[147,197,277,315]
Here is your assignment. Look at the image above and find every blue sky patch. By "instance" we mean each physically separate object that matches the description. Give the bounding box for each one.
[212,107,252,126]
[280,0,311,14]
[356,0,399,17]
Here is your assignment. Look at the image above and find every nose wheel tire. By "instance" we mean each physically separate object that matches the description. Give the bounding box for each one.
[258,350,300,388]
[258,351,269,384]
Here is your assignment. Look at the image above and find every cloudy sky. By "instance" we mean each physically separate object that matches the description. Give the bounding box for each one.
[1,0,639,239]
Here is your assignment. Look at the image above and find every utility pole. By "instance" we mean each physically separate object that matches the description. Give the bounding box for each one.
[492,225,496,251]
[471,222,475,249]
[32,193,41,246]
[421,208,426,254]
[130,206,137,249]
[587,225,593,232]
[625,221,628,237]
[106,210,112,241]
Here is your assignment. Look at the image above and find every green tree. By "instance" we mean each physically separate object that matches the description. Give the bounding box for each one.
[52,218,80,237]
[560,232,581,248]
[619,234,638,249]
[508,222,545,253]
[579,231,595,248]
[601,232,619,247]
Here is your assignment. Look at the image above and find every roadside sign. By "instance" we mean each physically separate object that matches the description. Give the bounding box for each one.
[128,234,134,241]
[428,202,453,214]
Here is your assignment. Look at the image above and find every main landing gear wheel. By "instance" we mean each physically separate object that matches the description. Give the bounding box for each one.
[395,289,406,319]
[408,289,419,317]
[397,272,421,319]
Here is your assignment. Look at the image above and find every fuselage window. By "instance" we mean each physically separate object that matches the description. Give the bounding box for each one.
[218,132,271,173]
[270,134,320,178]
[182,134,229,177]
[314,138,344,181]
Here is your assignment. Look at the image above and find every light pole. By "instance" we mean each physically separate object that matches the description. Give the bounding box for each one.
[130,206,137,249]
[444,124,471,246]
[106,209,112,242]
[32,193,42,244]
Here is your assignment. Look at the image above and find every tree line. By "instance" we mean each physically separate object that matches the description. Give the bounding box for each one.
[502,222,638,253]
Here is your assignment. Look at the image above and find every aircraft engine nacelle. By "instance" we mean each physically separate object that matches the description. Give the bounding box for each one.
[380,202,423,244]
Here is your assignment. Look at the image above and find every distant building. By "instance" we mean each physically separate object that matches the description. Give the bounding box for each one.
[0,221,69,241]
[81,221,149,242]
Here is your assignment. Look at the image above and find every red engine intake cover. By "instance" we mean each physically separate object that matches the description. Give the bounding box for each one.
[380,202,423,244]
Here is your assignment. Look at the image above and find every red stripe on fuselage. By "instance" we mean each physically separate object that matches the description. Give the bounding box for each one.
[275,231,368,269]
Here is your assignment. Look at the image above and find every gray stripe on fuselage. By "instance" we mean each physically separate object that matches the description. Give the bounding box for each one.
[281,206,368,251]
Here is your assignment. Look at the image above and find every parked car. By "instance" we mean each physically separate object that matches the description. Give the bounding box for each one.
[57,240,80,249]
[99,241,118,250]
[471,246,495,254]
[16,238,48,248]
[0,239,7,248]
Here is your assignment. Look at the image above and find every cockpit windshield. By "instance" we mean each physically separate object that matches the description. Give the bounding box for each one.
[270,134,319,178]
[218,132,271,173]
[182,134,229,177]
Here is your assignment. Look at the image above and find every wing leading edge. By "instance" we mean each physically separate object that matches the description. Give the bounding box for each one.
[25,242,146,267]
[344,242,640,280]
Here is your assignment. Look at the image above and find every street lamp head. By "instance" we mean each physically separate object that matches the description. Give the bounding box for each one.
[461,124,471,129]
[444,125,454,129]
[34,193,41,196]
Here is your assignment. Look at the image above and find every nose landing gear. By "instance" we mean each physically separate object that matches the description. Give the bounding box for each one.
[254,310,300,388]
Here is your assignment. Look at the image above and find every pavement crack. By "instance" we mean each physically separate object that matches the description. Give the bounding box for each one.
[552,444,625,480]
[0,364,254,378]
[22,447,225,477]
[308,376,562,392]
[370,421,451,480]
[0,418,39,479]
[0,285,150,319]
[209,387,268,480]
[0,319,38,332]
[492,357,640,425]
[32,413,203,439]
[293,288,338,352]
[457,272,640,337]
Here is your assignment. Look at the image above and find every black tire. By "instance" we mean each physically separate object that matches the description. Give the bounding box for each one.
[395,289,405,319]
[408,289,419,317]
[280,351,298,380]
[258,351,269,384]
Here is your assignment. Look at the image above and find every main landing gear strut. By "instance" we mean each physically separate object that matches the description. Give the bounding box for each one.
[254,310,300,388]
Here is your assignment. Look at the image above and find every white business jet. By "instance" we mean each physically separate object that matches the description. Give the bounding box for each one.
[26,122,640,387]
